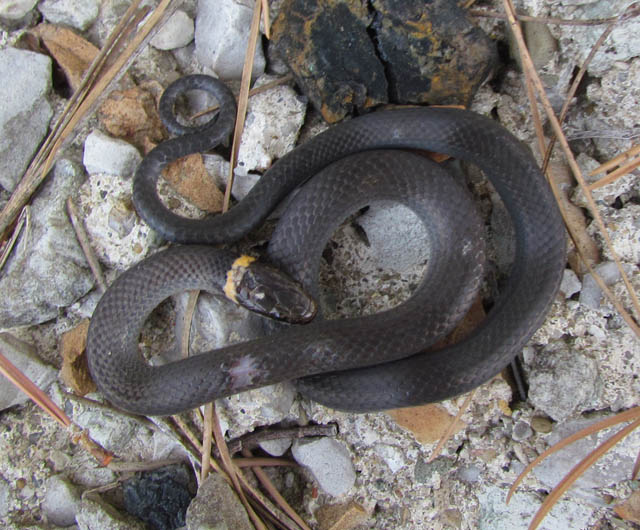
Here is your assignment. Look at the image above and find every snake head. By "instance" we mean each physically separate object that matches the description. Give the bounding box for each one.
[231,261,317,324]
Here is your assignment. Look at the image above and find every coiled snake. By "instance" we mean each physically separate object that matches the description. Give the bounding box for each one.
[86,75,566,416]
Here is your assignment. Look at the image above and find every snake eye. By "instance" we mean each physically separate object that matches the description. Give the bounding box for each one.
[234,263,316,324]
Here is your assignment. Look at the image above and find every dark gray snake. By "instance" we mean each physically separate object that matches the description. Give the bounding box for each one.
[86,75,567,416]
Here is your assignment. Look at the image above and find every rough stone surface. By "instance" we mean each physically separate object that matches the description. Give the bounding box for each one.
[185,472,252,530]
[272,0,386,122]
[370,0,497,105]
[579,261,625,309]
[559,268,581,298]
[150,9,194,50]
[272,0,496,122]
[76,495,146,530]
[235,74,307,177]
[0,47,53,191]
[38,0,100,31]
[0,159,94,328]
[42,475,82,527]
[0,333,56,411]
[292,437,356,497]
[526,341,601,422]
[591,204,640,264]
[77,173,161,269]
[533,415,640,500]
[194,0,265,80]
[83,129,142,177]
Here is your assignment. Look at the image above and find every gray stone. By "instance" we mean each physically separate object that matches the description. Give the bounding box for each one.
[83,130,142,177]
[0,0,37,20]
[533,415,640,500]
[560,268,581,299]
[522,21,557,70]
[358,203,430,274]
[511,420,533,442]
[0,48,53,191]
[42,475,82,527]
[527,342,601,422]
[194,0,265,80]
[259,438,292,457]
[292,437,356,496]
[0,333,56,411]
[0,159,94,328]
[39,0,100,31]
[579,261,624,309]
[414,456,454,485]
[151,9,194,50]
[76,495,146,530]
[185,472,252,530]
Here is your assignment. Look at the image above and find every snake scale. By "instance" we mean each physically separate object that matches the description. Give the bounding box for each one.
[86,76,567,416]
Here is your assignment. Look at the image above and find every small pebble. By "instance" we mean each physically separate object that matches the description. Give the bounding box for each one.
[530,416,553,434]
[512,420,533,441]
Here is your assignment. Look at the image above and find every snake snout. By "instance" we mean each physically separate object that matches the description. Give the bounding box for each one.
[235,262,317,324]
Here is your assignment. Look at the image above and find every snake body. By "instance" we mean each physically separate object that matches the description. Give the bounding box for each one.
[86,76,567,416]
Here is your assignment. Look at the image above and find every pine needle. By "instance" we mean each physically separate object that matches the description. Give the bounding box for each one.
[527,417,640,530]
[507,407,640,504]
[223,0,263,213]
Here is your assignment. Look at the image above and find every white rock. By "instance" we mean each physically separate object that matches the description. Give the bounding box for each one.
[0,0,38,19]
[0,333,56,411]
[83,130,142,177]
[292,437,356,496]
[151,9,194,50]
[39,0,99,31]
[0,47,53,191]
[259,438,292,457]
[590,204,640,265]
[77,173,161,269]
[235,74,307,177]
[559,268,581,298]
[195,0,265,80]
[42,475,82,527]
[217,383,297,438]
[374,444,406,473]
[76,495,146,530]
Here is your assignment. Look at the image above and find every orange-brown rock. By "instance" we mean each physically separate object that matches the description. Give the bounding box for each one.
[31,24,99,92]
[60,319,95,396]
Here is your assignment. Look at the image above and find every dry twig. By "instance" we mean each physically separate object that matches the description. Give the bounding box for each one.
[66,197,107,292]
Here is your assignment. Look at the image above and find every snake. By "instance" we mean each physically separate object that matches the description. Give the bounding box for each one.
[86,75,567,416]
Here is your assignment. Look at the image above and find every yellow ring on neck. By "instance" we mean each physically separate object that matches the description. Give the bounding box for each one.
[223,255,256,302]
